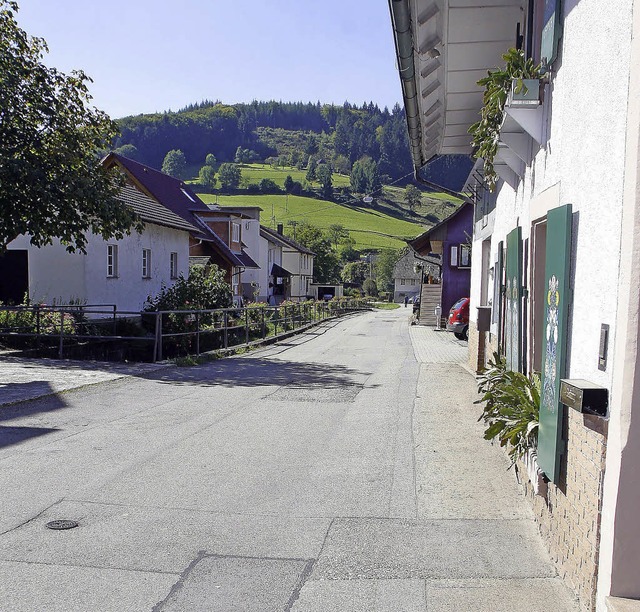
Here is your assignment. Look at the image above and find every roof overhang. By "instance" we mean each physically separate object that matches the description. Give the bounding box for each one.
[389,0,523,172]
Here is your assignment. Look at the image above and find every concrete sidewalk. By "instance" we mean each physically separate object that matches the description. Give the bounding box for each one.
[407,323,579,611]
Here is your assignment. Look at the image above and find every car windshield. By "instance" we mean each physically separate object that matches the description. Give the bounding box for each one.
[451,298,467,309]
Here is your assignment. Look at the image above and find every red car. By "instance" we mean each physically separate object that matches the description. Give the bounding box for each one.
[446,297,470,340]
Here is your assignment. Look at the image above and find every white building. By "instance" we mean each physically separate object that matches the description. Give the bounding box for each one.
[390,0,640,609]
[6,183,194,312]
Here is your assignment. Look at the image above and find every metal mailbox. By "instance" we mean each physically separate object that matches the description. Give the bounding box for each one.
[477,306,492,332]
[560,379,608,417]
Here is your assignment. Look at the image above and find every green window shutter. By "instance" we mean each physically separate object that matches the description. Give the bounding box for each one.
[505,227,522,372]
[538,204,573,483]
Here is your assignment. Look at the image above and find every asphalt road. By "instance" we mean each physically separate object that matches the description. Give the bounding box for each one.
[0,308,578,611]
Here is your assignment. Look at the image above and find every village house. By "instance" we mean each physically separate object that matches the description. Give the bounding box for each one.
[390,0,640,609]
[3,165,197,312]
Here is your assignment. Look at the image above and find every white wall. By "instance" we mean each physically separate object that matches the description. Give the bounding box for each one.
[9,224,190,313]
[8,235,87,304]
[471,0,633,393]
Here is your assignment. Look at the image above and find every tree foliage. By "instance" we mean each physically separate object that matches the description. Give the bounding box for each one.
[218,162,242,190]
[341,261,369,285]
[162,149,187,179]
[350,156,381,194]
[0,1,140,251]
[404,184,422,211]
[375,249,402,292]
[144,264,231,311]
[293,223,341,284]
[198,165,217,188]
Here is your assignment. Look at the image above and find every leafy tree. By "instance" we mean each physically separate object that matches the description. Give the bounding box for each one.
[317,163,333,199]
[162,149,187,179]
[198,165,217,189]
[259,178,279,193]
[294,223,341,283]
[218,163,242,190]
[304,133,319,155]
[404,184,422,211]
[341,261,369,285]
[305,156,317,182]
[283,175,294,193]
[332,154,351,175]
[362,278,378,297]
[327,224,347,250]
[205,153,218,169]
[350,159,367,193]
[0,1,140,252]
[375,248,402,292]
[114,144,141,161]
[338,238,359,262]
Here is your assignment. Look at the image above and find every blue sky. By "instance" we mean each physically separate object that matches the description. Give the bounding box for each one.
[16,0,403,119]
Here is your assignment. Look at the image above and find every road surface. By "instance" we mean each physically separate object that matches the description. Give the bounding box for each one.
[0,308,578,611]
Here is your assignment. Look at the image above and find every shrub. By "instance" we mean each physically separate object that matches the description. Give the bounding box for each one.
[475,352,540,466]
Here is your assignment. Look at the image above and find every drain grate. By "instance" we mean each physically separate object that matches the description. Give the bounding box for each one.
[46,520,79,530]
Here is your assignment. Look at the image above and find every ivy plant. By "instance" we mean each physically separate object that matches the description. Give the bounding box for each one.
[468,48,543,191]
[475,352,540,466]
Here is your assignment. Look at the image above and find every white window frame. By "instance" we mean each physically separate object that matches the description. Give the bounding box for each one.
[142,248,152,278]
[170,252,178,279]
[107,244,118,278]
[459,243,471,269]
[232,223,240,243]
[450,245,459,267]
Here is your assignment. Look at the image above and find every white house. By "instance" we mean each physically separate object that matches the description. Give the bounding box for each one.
[260,225,315,303]
[6,182,195,312]
[390,0,640,609]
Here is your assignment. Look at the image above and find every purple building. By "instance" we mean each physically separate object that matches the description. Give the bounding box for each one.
[408,201,473,321]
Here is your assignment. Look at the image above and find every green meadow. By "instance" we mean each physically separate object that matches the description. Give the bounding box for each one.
[238,163,351,188]
[196,192,426,250]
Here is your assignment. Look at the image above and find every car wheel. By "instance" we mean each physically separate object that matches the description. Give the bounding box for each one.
[454,327,468,341]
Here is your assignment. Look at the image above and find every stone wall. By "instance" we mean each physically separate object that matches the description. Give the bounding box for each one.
[518,410,607,611]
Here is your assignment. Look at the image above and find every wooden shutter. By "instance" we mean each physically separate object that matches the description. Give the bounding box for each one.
[538,204,573,483]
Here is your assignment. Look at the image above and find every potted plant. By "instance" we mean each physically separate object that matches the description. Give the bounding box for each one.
[468,48,543,191]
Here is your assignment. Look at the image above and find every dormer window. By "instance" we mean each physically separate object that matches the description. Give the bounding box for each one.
[232,222,240,243]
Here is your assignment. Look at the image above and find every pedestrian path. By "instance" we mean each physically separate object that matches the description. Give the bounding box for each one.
[0,354,165,407]
[409,322,580,610]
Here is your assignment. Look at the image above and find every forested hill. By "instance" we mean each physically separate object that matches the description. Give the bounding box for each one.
[114,100,413,181]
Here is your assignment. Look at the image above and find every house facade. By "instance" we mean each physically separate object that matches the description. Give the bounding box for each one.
[392,249,423,303]
[261,225,315,303]
[5,182,194,312]
[390,0,640,609]
[408,201,472,315]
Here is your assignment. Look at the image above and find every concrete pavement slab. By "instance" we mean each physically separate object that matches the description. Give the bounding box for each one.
[314,517,556,580]
[157,554,311,611]
[0,500,331,574]
[291,578,427,612]
[0,559,177,612]
[424,578,580,611]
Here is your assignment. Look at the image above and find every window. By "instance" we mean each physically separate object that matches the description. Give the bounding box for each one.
[170,252,178,279]
[142,249,152,278]
[107,244,118,277]
[459,244,471,268]
[232,223,240,243]
[450,246,459,267]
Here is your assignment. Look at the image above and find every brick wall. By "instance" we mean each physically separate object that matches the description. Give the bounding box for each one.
[518,410,607,611]
[468,326,498,372]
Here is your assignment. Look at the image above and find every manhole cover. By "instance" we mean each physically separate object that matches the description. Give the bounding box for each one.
[46,520,79,530]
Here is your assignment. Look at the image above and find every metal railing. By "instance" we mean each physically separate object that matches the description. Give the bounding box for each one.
[0,300,371,362]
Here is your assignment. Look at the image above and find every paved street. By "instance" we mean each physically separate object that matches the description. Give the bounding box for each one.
[0,308,578,611]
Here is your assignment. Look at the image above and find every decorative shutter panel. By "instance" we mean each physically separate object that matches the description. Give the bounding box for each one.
[505,227,522,371]
[538,204,573,483]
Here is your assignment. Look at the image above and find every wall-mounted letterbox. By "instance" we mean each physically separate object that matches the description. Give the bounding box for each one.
[560,379,608,417]
[477,306,492,332]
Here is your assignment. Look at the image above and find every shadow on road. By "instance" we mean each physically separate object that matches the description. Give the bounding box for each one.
[148,357,375,389]
[0,425,59,449]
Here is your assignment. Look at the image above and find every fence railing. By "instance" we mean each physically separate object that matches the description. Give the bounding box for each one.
[0,299,371,362]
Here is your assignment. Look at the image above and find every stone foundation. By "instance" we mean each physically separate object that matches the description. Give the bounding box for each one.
[517,410,607,611]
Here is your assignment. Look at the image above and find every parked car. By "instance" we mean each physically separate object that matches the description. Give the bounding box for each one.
[446,297,470,340]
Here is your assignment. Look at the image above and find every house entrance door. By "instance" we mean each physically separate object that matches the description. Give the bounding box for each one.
[0,250,28,304]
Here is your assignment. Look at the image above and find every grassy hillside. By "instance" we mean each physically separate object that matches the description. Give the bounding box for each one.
[238,163,351,188]
[196,192,425,250]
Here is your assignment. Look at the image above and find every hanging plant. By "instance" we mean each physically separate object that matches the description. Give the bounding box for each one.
[468,48,543,191]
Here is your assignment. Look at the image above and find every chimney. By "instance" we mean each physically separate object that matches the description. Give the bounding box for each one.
[277,223,283,235]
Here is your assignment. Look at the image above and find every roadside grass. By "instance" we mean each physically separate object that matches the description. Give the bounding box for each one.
[196,192,425,250]
[372,302,401,310]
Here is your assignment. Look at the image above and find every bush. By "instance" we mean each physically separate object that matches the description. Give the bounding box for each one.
[362,278,378,297]
[475,352,540,466]
[259,178,280,194]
